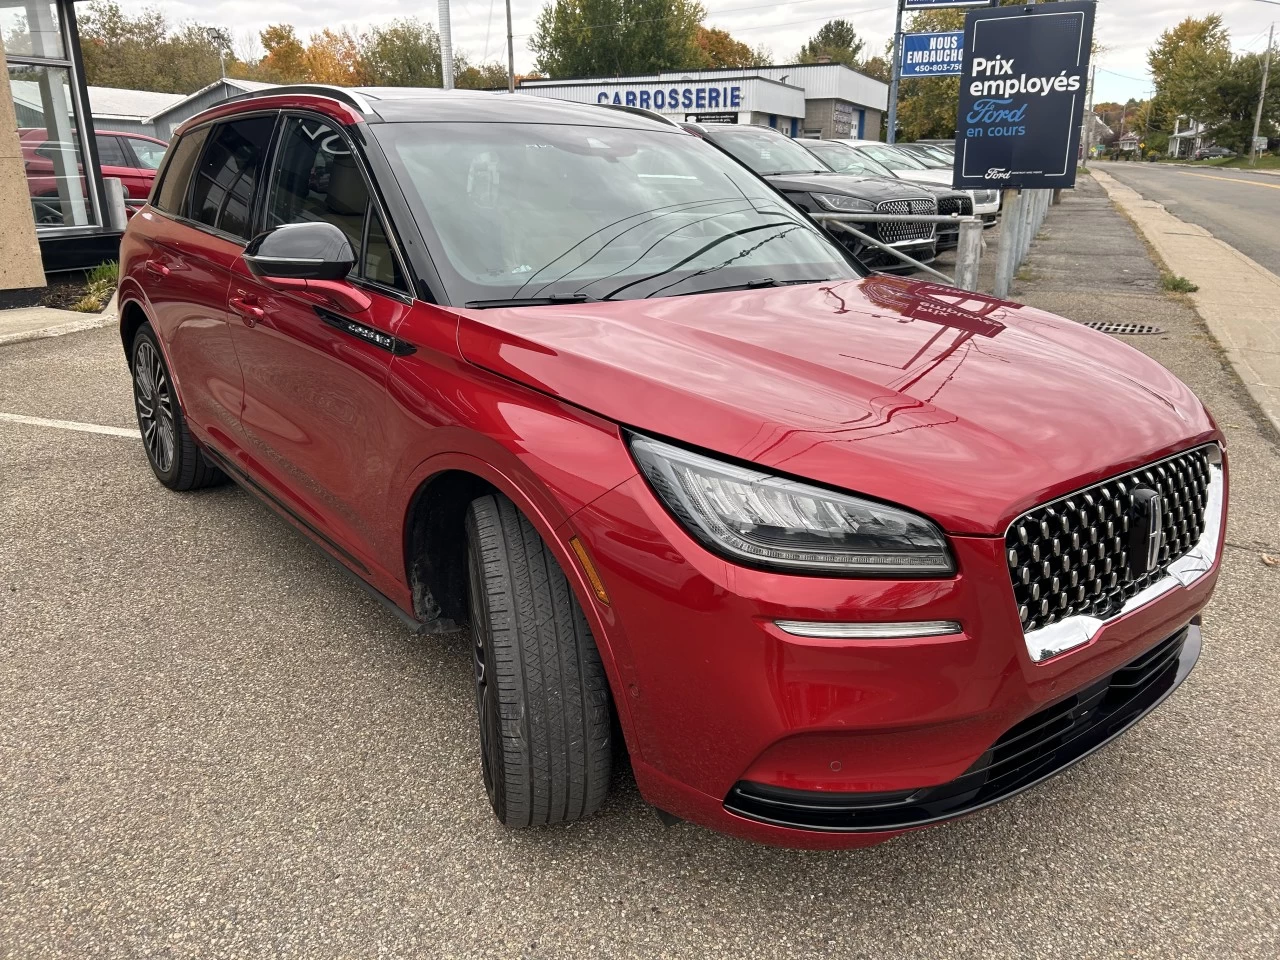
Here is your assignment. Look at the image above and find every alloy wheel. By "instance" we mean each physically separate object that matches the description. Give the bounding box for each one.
[133,339,175,474]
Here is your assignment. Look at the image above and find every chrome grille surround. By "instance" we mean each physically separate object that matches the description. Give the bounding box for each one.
[876,198,937,245]
[1005,445,1224,663]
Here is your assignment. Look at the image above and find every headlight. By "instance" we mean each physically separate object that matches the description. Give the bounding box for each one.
[813,193,876,214]
[629,435,954,576]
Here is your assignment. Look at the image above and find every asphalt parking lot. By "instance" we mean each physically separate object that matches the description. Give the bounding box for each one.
[3,186,1280,958]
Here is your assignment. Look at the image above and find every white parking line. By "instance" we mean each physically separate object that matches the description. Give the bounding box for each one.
[0,412,140,439]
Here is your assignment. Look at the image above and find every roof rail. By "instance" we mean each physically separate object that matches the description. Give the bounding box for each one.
[225,84,374,115]
[595,102,682,128]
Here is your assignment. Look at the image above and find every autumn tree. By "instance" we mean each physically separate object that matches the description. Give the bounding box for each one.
[257,25,308,83]
[456,61,511,89]
[695,26,769,68]
[304,29,361,86]
[797,19,865,68]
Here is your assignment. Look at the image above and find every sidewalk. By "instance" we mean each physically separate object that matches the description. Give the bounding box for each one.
[1007,174,1280,444]
[1088,167,1280,432]
[0,294,117,347]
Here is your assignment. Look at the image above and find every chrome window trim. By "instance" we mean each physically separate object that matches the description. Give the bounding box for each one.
[1021,445,1224,663]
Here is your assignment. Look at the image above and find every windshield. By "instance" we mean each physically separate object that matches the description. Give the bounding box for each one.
[705,127,832,177]
[901,145,950,170]
[801,141,895,178]
[375,122,861,304]
[857,144,928,172]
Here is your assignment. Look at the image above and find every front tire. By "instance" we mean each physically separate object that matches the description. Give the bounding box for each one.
[130,324,224,491]
[465,494,613,827]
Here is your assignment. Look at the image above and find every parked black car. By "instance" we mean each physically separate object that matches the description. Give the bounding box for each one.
[682,123,938,270]
[798,139,974,250]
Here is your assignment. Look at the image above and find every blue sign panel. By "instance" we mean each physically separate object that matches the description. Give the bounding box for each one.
[953,1,1096,191]
[901,32,964,78]
[904,0,991,9]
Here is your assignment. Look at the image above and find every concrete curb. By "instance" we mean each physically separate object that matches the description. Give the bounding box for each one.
[1092,167,1280,434]
[0,310,118,348]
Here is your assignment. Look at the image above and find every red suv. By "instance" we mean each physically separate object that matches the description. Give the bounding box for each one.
[21,128,168,222]
[118,87,1227,849]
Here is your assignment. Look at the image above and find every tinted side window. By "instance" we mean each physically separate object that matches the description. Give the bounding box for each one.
[153,127,208,215]
[266,115,406,292]
[95,135,128,167]
[190,115,276,240]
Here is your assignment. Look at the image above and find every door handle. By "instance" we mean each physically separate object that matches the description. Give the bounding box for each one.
[144,259,170,278]
[229,295,265,326]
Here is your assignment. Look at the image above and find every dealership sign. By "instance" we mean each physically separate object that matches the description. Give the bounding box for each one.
[595,84,743,112]
[901,32,964,78]
[953,1,1096,191]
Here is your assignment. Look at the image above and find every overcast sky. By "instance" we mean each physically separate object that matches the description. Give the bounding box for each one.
[119,0,1280,103]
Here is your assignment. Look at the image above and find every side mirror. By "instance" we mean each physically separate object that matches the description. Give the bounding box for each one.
[244,221,355,281]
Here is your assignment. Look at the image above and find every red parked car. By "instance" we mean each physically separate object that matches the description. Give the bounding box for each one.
[117,88,1226,849]
[20,127,168,222]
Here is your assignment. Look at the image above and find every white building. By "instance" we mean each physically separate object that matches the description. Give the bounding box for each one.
[520,63,889,140]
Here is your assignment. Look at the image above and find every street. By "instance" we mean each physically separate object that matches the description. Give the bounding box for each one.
[2,179,1279,958]
[1098,162,1280,276]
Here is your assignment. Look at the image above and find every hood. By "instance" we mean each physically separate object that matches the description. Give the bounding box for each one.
[455,276,1217,535]
[764,172,937,203]
[893,168,954,187]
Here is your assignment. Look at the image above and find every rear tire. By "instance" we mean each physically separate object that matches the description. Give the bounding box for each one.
[465,494,613,826]
[130,324,224,491]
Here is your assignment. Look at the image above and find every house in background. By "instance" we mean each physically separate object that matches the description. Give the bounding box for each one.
[87,85,184,137]
[1168,116,1207,158]
[147,77,277,140]
[1118,131,1141,153]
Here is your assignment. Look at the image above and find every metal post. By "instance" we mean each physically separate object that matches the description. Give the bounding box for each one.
[994,188,1023,298]
[505,0,516,94]
[955,220,984,292]
[1251,23,1273,166]
[438,0,454,90]
[1052,189,1063,205]
[886,0,905,143]
[102,177,128,232]
[1082,63,1096,168]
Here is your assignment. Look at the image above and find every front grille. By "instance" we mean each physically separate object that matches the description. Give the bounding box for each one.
[725,626,1198,832]
[1007,447,1214,635]
[937,195,973,219]
[876,198,936,244]
[974,189,999,205]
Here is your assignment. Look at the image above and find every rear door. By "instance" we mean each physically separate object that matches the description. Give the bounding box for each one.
[138,115,277,452]
[226,113,413,580]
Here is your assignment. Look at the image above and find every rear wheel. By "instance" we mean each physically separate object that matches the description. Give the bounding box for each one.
[130,324,224,490]
[465,494,613,826]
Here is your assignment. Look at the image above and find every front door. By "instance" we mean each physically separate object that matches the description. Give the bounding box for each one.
[226,114,413,583]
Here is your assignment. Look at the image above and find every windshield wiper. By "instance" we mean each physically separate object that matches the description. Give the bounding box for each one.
[463,294,601,309]
[678,277,839,296]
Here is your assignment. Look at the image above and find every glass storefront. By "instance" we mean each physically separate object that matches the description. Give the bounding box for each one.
[4,0,100,230]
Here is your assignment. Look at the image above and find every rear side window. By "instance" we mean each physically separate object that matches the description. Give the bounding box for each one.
[190,115,276,240]
[153,127,208,216]
[95,135,128,167]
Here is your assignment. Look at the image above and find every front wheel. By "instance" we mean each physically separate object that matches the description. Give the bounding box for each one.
[130,324,224,490]
[465,494,613,827]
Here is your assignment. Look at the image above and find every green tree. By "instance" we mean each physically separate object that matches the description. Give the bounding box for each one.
[1189,48,1280,152]
[456,61,511,90]
[530,0,706,77]
[77,2,238,93]
[356,18,443,87]
[1148,15,1231,122]
[797,19,865,68]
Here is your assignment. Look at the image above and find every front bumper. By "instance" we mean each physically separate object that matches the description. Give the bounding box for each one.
[565,471,1223,850]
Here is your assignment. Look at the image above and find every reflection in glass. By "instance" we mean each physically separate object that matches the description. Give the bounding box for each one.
[9,63,97,227]
[1,0,64,58]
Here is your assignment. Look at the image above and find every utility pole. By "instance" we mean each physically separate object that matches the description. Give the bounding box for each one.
[439,0,455,90]
[1252,22,1274,166]
[886,0,904,143]
[506,0,516,93]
